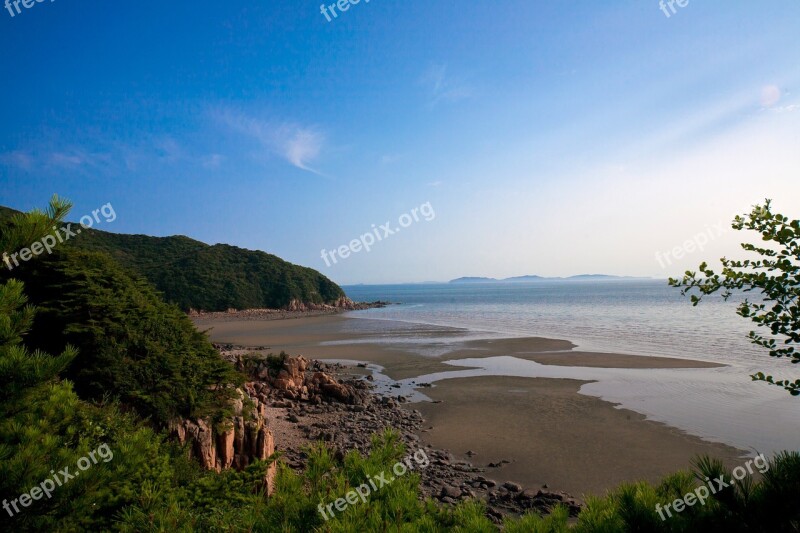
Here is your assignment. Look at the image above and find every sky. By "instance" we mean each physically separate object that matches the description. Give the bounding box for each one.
[1,0,799,284]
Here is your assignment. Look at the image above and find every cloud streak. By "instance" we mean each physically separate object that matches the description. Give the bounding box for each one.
[420,64,473,106]
[217,109,327,176]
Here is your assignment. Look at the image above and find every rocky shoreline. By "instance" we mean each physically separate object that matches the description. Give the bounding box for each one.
[189,299,389,322]
[217,344,582,523]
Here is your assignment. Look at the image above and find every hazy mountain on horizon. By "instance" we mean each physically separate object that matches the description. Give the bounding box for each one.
[449,274,649,283]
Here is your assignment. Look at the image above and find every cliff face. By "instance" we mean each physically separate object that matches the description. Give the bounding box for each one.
[168,390,277,493]
[166,351,369,495]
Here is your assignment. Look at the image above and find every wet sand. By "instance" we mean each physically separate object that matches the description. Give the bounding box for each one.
[415,375,741,496]
[193,314,745,497]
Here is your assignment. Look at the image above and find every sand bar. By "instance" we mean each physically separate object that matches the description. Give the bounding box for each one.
[193,314,745,496]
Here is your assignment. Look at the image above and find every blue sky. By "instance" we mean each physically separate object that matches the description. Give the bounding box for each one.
[1,0,799,284]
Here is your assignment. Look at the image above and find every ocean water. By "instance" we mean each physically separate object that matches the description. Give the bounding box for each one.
[341,280,800,454]
[343,280,766,365]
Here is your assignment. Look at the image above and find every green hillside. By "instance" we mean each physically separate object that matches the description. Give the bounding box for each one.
[1,205,345,311]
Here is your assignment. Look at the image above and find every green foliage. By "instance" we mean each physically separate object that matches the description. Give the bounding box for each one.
[115,457,271,532]
[685,452,800,532]
[70,226,346,311]
[0,195,72,259]
[669,200,800,396]
[0,268,266,531]
[2,201,346,311]
[0,216,180,529]
[3,248,243,425]
[266,350,290,376]
[503,505,571,533]
[569,453,800,533]
[255,429,498,532]
[0,279,76,402]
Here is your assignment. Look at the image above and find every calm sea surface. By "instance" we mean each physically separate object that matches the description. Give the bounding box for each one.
[343,280,766,364]
[341,280,800,454]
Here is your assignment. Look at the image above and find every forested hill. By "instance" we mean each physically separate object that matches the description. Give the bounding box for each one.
[0,205,345,311]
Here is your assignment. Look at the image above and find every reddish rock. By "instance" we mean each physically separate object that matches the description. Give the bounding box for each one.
[217,428,235,469]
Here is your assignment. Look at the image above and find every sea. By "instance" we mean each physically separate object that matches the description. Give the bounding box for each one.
[340,280,800,455]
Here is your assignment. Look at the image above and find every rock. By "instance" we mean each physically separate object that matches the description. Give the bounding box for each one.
[381,397,397,408]
[186,419,217,471]
[216,428,235,469]
[232,397,244,416]
[273,378,292,391]
[167,418,186,443]
[440,485,462,499]
[210,347,585,518]
[168,387,277,493]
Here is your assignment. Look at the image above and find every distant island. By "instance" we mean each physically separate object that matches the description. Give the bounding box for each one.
[449,274,649,283]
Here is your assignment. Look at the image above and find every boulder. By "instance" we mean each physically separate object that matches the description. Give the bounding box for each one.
[440,485,462,499]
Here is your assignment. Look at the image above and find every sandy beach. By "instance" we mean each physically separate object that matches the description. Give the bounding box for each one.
[192,313,745,497]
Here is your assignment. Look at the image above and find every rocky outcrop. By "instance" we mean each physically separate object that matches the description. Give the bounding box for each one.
[213,348,583,523]
[285,296,375,311]
[234,353,370,406]
[188,300,388,320]
[168,390,276,494]
[257,369,583,523]
[165,353,370,496]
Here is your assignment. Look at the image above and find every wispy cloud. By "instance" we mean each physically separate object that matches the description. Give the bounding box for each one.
[0,146,112,174]
[758,85,800,113]
[0,150,34,171]
[0,135,222,178]
[202,153,225,168]
[52,146,123,172]
[216,109,327,176]
[49,152,87,167]
[773,104,799,113]
[281,127,325,174]
[6,147,115,173]
[154,137,185,163]
[420,64,473,106]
